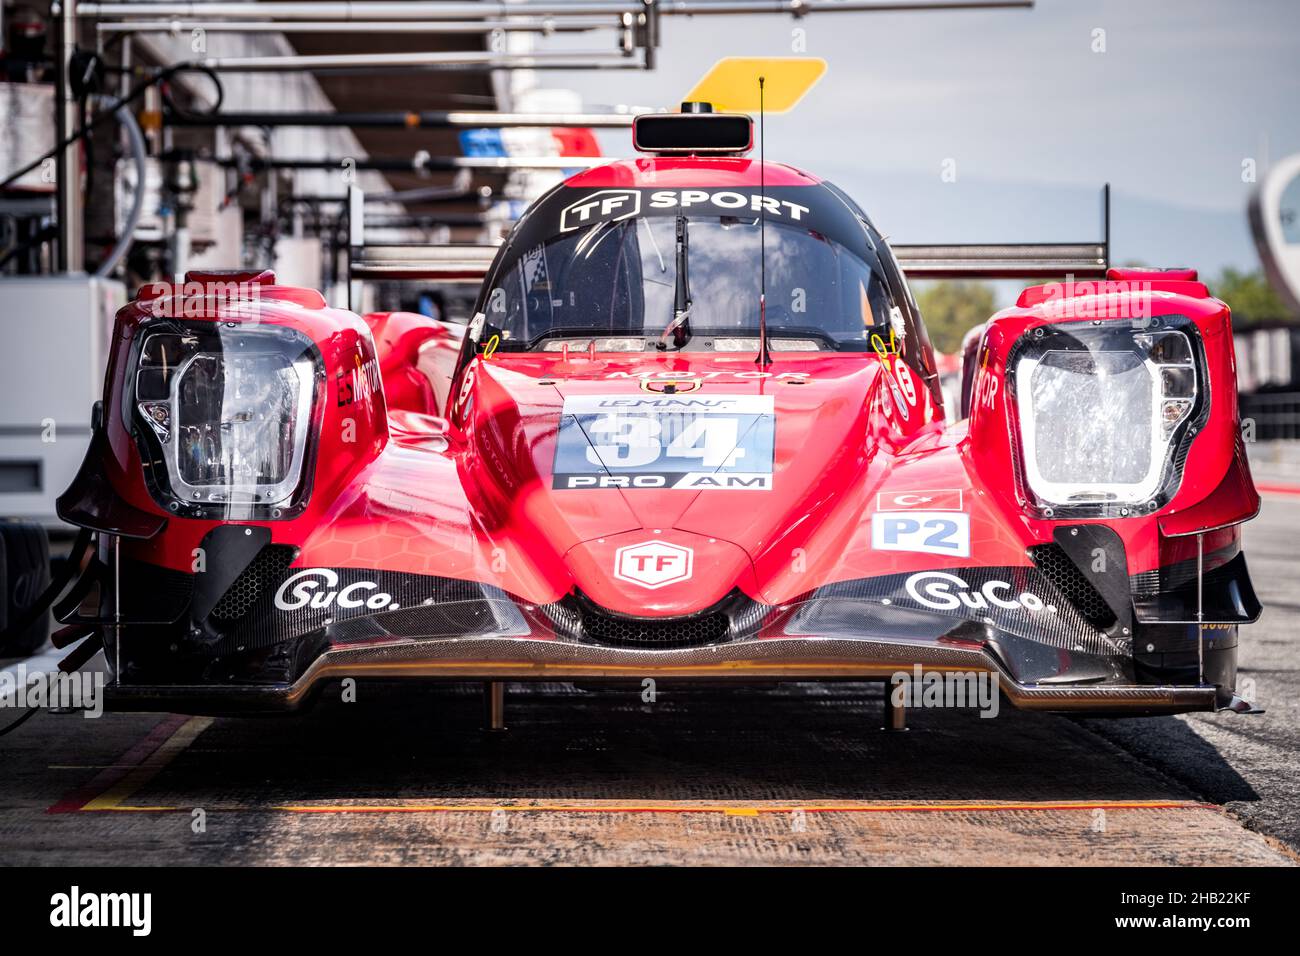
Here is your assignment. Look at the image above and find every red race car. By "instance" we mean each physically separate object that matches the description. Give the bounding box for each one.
[55,107,1261,718]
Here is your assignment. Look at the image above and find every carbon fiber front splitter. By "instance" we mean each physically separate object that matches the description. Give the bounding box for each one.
[101,634,1219,716]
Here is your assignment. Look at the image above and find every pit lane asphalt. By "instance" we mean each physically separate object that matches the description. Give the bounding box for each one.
[2,497,1298,866]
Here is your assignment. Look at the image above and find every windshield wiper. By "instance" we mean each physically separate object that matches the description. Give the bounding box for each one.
[659,212,692,350]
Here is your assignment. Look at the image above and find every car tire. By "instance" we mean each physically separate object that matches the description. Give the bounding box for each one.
[0,521,52,657]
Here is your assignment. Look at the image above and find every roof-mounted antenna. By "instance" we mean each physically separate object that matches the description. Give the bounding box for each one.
[755,75,772,367]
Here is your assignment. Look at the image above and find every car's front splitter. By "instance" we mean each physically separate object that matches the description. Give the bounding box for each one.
[100,633,1218,717]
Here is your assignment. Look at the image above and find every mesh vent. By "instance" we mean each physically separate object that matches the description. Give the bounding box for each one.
[1029,544,1116,628]
[211,545,296,622]
[579,606,730,649]
[550,593,752,650]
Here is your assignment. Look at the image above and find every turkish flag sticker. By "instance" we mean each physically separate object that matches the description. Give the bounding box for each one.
[876,489,964,511]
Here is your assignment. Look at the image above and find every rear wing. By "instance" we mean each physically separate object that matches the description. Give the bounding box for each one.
[891,242,1106,279]
[891,185,1111,280]
[343,184,1113,306]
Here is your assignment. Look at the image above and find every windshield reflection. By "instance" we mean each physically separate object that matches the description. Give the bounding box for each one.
[488,215,893,351]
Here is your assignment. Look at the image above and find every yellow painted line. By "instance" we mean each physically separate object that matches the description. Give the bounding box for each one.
[80,797,1213,815]
[269,799,1209,815]
[81,717,212,812]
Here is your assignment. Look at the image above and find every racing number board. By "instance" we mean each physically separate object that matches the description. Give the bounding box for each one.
[553,394,776,491]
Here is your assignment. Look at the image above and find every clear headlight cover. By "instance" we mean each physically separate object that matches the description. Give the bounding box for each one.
[131,322,322,518]
[1011,319,1203,517]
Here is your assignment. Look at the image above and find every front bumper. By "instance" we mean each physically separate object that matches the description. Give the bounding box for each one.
[101,632,1220,716]
[81,541,1256,716]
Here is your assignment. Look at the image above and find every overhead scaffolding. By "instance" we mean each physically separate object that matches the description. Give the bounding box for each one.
[78,1,1031,20]
[80,1,1034,74]
[43,0,1037,277]
[167,110,642,129]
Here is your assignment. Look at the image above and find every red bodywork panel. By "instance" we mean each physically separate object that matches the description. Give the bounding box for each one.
[361,311,460,415]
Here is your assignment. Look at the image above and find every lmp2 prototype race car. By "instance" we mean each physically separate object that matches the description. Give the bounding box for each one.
[52,102,1262,720]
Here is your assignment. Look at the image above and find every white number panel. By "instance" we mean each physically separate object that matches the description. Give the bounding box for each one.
[553,394,775,491]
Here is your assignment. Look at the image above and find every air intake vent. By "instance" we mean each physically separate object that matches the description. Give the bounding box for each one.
[547,590,766,650]
[211,545,296,623]
[580,606,730,649]
[1029,544,1116,629]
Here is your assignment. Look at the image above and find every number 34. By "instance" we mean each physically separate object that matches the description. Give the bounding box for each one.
[586,415,743,469]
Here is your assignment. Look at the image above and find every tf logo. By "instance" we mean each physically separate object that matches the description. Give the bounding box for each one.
[614,540,694,590]
[640,378,702,394]
[559,190,641,232]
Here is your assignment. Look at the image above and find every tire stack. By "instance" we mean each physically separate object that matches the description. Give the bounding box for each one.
[0,521,51,657]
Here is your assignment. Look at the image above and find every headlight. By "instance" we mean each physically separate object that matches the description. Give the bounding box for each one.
[131,322,323,518]
[1010,318,1204,517]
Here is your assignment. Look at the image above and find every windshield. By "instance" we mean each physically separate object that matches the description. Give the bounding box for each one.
[484,215,894,351]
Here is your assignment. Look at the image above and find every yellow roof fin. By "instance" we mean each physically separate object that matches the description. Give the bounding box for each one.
[682,57,828,114]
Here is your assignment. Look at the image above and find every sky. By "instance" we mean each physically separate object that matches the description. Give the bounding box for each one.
[536,0,1300,300]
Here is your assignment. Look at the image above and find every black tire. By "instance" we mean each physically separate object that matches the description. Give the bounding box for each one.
[0,521,51,657]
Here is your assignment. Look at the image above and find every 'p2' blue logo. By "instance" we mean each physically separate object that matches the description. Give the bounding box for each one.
[871,511,970,558]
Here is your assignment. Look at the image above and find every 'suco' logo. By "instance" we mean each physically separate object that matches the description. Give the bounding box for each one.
[903,571,1052,613]
[274,568,395,612]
